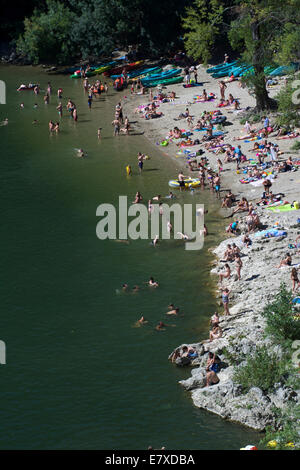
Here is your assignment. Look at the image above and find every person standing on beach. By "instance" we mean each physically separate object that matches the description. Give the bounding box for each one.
[221,288,230,315]
[219,81,227,100]
[291,268,300,292]
[213,174,221,199]
[112,118,120,136]
[234,145,242,170]
[194,68,198,84]
[235,254,242,281]
[270,143,278,165]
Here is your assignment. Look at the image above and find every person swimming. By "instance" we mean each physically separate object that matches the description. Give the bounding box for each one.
[148,277,159,287]
[76,148,86,158]
[177,232,189,240]
[151,235,159,247]
[0,118,8,126]
[137,315,148,325]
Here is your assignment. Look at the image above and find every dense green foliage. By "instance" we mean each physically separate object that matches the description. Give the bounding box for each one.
[16,1,77,64]
[275,81,300,128]
[260,403,300,450]
[182,0,225,64]
[261,283,300,342]
[233,346,288,393]
[14,0,189,64]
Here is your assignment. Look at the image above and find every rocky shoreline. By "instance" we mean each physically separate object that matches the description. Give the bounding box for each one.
[174,208,300,431]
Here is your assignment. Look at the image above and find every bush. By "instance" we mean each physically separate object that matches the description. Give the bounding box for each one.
[261,283,300,342]
[16,1,77,64]
[260,403,300,450]
[275,82,300,128]
[233,346,287,393]
[290,141,300,151]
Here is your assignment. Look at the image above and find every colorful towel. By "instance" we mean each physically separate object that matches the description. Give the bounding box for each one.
[266,204,297,213]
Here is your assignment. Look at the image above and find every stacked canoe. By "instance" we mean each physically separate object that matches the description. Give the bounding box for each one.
[206,61,299,79]
[140,68,183,88]
[103,61,144,76]
[110,66,162,80]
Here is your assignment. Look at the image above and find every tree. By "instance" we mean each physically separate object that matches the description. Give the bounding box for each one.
[16,0,77,64]
[68,0,187,59]
[182,0,226,64]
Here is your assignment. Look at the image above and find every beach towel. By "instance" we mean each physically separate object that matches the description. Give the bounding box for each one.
[266,204,298,213]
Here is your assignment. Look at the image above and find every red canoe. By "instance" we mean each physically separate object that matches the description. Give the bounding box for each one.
[104,61,144,77]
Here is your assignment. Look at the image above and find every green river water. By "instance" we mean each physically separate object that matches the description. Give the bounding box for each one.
[0,65,260,449]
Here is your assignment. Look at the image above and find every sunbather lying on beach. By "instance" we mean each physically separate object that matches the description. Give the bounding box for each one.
[276,130,300,140]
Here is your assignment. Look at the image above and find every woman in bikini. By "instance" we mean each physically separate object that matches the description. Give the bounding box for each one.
[235,254,243,281]
[291,268,300,292]
[221,288,230,315]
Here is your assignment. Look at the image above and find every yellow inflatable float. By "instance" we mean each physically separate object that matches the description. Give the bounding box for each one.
[168,178,201,189]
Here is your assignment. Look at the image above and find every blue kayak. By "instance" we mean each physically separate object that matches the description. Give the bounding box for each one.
[141,69,182,83]
[206,61,237,73]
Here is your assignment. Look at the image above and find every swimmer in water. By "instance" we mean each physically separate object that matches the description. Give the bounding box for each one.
[166,306,179,315]
[122,283,129,292]
[155,321,166,331]
[152,235,159,247]
[165,191,176,199]
[148,277,159,287]
[137,315,148,325]
[77,149,86,158]
[132,285,139,293]
[0,118,8,126]
[177,232,189,240]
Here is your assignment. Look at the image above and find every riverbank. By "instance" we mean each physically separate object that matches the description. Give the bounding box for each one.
[121,64,300,435]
